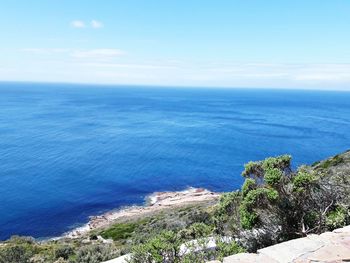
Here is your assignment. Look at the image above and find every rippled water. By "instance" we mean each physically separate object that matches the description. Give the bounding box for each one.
[0,82,349,239]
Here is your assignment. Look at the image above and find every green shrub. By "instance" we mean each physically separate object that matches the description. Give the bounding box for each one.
[242,179,256,197]
[216,240,246,260]
[304,211,319,229]
[242,161,264,178]
[264,168,282,187]
[319,155,344,169]
[75,244,120,263]
[54,245,74,260]
[239,206,258,229]
[239,188,278,229]
[243,188,278,207]
[262,155,291,171]
[100,223,136,241]
[129,231,181,263]
[292,171,316,192]
[213,191,241,234]
[8,236,35,245]
[216,191,241,215]
[128,244,154,263]
[178,223,213,240]
[266,188,279,201]
[0,244,36,263]
[326,207,348,230]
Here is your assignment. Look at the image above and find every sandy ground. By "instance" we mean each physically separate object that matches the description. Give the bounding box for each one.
[63,187,220,238]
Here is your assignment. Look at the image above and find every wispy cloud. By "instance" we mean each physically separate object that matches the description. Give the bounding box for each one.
[293,64,350,82]
[70,49,125,60]
[91,20,103,29]
[70,20,86,28]
[21,48,69,54]
[190,62,350,87]
[81,62,176,69]
[21,48,125,61]
[70,20,104,29]
[13,48,350,89]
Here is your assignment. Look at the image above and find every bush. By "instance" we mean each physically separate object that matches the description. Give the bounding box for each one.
[129,231,181,263]
[326,207,348,230]
[100,223,136,241]
[242,179,256,197]
[266,188,279,201]
[0,244,35,263]
[304,211,319,229]
[242,161,264,178]
[262,155,291,171]
[179,223,209,239]
[75,244,120,263]
[8,236,35,245]
[54,245,74,260]
[239,206,258,229]
[213,191,241,234]
[216,191,241,215]
[319,155,344,169]
[178,223,213,240]
[264,168,282,187]
[292,171,316,192]
[243,188,278,207]
[239,188,279,229]
[216,240,246,260]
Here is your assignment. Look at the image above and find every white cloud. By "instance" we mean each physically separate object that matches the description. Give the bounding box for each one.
[91,20,103,29]
[10,48,350,89]
[21,48,125,61]
[81,62,176,69]
[70,19,104,29]
[70,49,125,59]
[71,20,86,28]
[19,48,125,65]
[21,48,70,54]
[293,64,350,82]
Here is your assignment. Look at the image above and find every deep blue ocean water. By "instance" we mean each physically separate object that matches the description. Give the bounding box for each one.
[0,82,350,240]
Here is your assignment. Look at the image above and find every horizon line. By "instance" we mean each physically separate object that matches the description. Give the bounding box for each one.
[0,80,349,93]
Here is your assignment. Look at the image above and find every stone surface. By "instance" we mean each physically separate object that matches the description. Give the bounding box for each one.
[223,253,278,263]
[223,253,259,263]
[219,225,350,263]
[258,236,325,263]
[102,254,130,263]
[307,244,350,262]
[333,225,350,233]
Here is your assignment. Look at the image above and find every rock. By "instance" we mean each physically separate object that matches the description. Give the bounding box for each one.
[179,236,233,256]
[101,254,131,263]
[333,225,350,233]
[258,236,325,263]
[307,244,350,262]
[223,253,278,263]
[223,253,258,263]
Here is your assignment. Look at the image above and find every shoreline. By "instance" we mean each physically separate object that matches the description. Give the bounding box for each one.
[62,187,220,239]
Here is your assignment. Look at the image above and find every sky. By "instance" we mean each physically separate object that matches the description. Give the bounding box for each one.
[0,0,350,89]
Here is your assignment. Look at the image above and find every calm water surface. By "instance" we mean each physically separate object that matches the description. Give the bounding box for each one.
[0,82,349,239]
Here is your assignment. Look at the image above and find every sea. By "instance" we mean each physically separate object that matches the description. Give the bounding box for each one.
[0,82,349,240]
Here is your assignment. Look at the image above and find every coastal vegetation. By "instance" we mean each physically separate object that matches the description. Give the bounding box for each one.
[0,150,349,262]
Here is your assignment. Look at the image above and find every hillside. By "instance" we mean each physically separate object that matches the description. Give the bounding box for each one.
[0,150,349,263]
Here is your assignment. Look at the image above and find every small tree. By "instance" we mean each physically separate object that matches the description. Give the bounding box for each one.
[238,155,342,238]
[129,231,182,263]
[213,191,241,234]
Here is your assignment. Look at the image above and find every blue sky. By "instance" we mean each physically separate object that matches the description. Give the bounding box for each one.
[1,0,350,89]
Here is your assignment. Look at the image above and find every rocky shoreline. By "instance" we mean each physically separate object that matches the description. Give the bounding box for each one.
[63,187,220,238]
